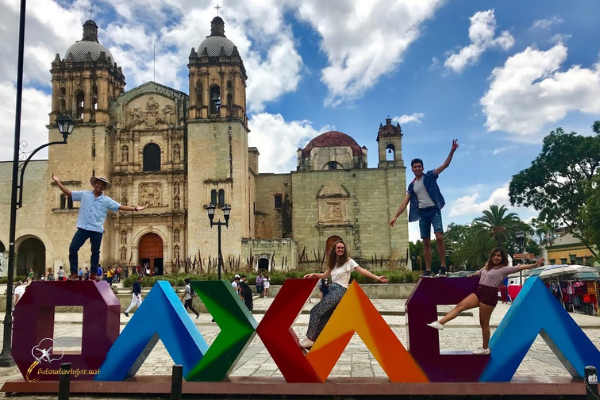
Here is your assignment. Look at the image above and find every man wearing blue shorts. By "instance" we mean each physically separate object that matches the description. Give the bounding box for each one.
[390,140,458,276]
[52,175,145,279]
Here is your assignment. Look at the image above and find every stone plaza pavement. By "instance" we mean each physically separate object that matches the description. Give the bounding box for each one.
[1,297,599,399]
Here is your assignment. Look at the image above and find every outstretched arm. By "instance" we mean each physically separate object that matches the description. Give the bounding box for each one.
[434,139,459,175]
[390,193,410,227]
[52,175,71,196]
[355,266,389,283]
[514,258,544,272]
[304,269,331,280]
[119,205,146,212]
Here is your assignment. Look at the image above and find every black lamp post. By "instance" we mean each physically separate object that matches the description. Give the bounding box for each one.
[515,231,525,286]
[0,111,75,367]
[207,203,231,280]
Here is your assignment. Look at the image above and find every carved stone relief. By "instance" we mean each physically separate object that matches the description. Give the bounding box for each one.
[139,182,162,208]
[126,96,175,130]
[317,184,351,225]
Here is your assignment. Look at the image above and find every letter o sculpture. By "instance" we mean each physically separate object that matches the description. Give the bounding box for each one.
[12,280,120,381]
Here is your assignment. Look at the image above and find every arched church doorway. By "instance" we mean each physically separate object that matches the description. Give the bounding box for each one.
[17,237,45,278]
[139,233,164,275]
[258,257,269,272]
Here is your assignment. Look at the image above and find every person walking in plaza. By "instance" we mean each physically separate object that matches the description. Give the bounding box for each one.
[52,175,145,280]
[263,275,270,297]
[427,248,543,354]
[256,272,264,297]
[389,140,458,276]
[182,278,200,319]
[124,275,143,317]
[299,239,389,349]
[239,275,253,312]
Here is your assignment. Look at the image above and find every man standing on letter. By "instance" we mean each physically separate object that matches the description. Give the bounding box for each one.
[390,140,458,276]
[53,175,145,279]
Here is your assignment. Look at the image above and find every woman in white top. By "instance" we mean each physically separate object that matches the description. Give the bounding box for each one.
[299,239,388,349]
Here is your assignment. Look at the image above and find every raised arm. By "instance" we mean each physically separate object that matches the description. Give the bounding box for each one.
[355,266,389,283]
[434,139,459,176]
[389,193,410,227]
[52,175,71,196]
[513,258,544,272]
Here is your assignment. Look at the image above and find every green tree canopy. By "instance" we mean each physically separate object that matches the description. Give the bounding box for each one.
[474,205,521,247]
[509,123,600,259]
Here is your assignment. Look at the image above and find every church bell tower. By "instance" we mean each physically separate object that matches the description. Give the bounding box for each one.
[186,16,251,261]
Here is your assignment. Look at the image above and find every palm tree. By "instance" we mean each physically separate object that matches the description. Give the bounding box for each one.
[474,205,521,247]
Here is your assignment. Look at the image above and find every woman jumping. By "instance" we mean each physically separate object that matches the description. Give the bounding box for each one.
[299,239,388,349]
[427,247,543,354]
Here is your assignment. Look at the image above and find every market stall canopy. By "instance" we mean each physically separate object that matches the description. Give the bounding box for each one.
[512,264,600,281]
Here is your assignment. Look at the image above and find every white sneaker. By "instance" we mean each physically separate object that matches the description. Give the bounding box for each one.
[299,337,314,349]
[473,347,490,355]
[427,321,444,330]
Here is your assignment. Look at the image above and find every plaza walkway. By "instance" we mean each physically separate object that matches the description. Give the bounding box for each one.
[0,297,599,399]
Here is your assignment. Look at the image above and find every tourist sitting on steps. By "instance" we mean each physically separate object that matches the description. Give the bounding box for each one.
[427,247,543,354]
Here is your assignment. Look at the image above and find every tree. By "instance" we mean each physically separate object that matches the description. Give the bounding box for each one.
[445,223,495,270]
[509,123,600,259]
[474,205,521,247]
[579,176,600,262]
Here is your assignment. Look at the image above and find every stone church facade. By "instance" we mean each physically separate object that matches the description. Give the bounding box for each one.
[0,18,409,277]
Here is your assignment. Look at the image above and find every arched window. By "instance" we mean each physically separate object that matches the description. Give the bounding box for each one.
[210,85,221,114]
[386,144,395,161]
[327,161,340,170]
[218,189,225,207]
[143,143,161,171]
[210,189,217,205]
[76,91,85,119]
[121,145,129,162]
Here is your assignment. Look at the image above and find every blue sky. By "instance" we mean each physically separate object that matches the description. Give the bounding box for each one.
[1,0,600,241]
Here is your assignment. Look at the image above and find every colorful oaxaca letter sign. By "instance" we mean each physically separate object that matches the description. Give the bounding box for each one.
[11,277,600,383]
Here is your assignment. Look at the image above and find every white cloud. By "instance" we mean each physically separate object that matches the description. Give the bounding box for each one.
[248,113,325,173]
[481,43,600,136]
[531,16,563,31]
[293,0,444,105]
[0,81,52,161]
[444,9,514,73]
[393,113,424,125]
[449,184,511,218]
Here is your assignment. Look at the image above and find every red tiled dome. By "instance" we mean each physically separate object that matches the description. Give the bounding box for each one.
[302,131,363,157]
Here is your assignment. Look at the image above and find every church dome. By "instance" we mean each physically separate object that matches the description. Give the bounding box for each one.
[197,16,237,56]
[302,131,363,157]
[64,20,114,63]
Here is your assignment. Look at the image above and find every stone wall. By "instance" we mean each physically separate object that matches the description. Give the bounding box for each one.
[241,238,297,271]
[254,173,291,239]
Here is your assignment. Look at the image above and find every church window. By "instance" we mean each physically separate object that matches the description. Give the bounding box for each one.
[386,144,395,161]
[92,85,98,111]
[210,85,221,114]
[218,189,225,207]
[76,91,85,119]
[121,145,129,163]
[60,194,74,209]
[327,161,340,170]
[210,189,217,205]
[143,143,161,171]
[274,193,282,209]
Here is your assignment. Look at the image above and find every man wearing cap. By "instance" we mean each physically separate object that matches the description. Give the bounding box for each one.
[52,175,145,279]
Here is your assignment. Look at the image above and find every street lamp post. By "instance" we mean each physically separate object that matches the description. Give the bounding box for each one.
[0,112,75,367]
[207,204,231,280]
